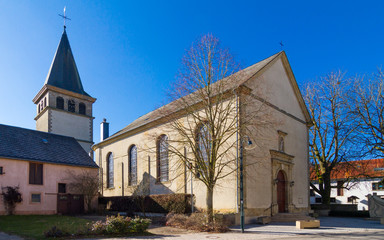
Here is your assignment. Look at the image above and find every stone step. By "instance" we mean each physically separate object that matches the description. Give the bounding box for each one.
[271,213,314,222]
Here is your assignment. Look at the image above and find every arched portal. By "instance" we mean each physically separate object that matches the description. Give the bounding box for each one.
[277,170,287,213]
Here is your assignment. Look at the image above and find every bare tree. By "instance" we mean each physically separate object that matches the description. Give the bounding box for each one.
[305,71,358,205]
[65,170,99,213]
[351,71,384,157]
[157,34,271,223]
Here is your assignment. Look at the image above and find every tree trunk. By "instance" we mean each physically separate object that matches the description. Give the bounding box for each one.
[206,187,214,223]
[321,172,331,206]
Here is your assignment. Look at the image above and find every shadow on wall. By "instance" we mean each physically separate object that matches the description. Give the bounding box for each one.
[133,172,173,196]
[99,173,193,214]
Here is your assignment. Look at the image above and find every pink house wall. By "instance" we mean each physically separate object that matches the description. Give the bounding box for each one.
[0,158,98,215]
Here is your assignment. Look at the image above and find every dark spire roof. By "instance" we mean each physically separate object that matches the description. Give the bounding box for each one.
[44,28,90,97]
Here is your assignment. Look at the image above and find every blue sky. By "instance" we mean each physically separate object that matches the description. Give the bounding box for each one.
[1,1,383,142]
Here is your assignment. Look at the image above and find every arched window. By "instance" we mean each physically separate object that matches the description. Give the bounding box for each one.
[107,153,114,188]
[129,145,137,185]
[157,135,169,182]
[68,100,75,112]
[56,97,64,110]
[197,123,211,175]
[79,103,86,115]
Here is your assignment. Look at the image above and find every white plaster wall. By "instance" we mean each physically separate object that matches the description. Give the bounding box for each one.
[36,109,49,132]
[311,179,383,210]
[50,110,92,142]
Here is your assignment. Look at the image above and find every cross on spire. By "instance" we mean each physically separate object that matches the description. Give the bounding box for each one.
[58,6,71,29]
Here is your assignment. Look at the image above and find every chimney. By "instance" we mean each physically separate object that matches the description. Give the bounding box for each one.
[100,118,109,141]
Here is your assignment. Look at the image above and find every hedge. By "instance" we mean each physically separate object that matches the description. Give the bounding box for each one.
[99,194,193,214]
[328,210,370,218]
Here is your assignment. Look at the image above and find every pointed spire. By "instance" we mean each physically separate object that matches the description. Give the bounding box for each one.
[44,29,90,97]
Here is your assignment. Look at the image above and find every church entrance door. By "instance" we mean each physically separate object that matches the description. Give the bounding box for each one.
[277,170,286,213]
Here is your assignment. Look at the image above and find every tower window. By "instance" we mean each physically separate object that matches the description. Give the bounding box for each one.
[79,103,86,115]
[56,97,64,110]
[68,100,75,113]
[44,97,47,108]
[38,104,41,113]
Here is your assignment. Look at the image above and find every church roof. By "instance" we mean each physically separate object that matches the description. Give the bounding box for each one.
[99,52,282,143]
[94,51,311,147]
[0,124,98,168]
[44,28,90,97]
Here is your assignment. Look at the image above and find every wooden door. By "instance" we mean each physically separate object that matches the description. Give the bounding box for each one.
[277,170,286,213]
[57,194,84,215]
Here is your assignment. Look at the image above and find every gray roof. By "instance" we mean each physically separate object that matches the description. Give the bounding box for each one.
[106,52,282,141]
[0,124,98,168]
[44,28,91,97]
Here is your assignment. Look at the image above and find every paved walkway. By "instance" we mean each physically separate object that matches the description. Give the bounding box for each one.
[1,217,384,240]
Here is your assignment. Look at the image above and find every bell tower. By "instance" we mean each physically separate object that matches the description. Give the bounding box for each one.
[33,27,96,154]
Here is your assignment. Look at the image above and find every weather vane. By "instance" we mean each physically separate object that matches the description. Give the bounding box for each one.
[58,6,71,29]
[279,41,284,50]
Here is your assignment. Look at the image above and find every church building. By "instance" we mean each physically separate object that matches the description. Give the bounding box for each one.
[93,51,312,218]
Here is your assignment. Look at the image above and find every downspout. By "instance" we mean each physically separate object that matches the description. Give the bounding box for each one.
[234,89,239,213]
[307,125,310,213]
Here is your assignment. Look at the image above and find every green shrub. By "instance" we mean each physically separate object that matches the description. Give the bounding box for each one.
[329,210,369,218]
[131,218,151,233]
[1,186,22,215]
[90,220,106,234]
[93,215,151,235]
[105,215,132,234]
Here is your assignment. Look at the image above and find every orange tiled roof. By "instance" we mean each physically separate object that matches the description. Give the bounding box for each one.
[310,159,384,181]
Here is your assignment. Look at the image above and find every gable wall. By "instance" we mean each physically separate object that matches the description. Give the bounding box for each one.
[242,57,309,214]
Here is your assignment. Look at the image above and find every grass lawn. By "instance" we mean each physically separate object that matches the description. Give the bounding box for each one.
[0,215,92,239]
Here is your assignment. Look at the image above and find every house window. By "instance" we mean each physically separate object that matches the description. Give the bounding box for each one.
[31,193,41,203]
[372,182,384,191]
[68,100,75,112]
[315,197,322,203]
[107,153,114,188]
[330,197,336,203]
[79,103,86,115]
[56,97,64,110]
[129,145,137,185]
[197,123,211,177]
[0,166,3,175]
[337,181,344,196]
[58,183,66,193]
[29,163,43,185]
[157,135,169,182]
